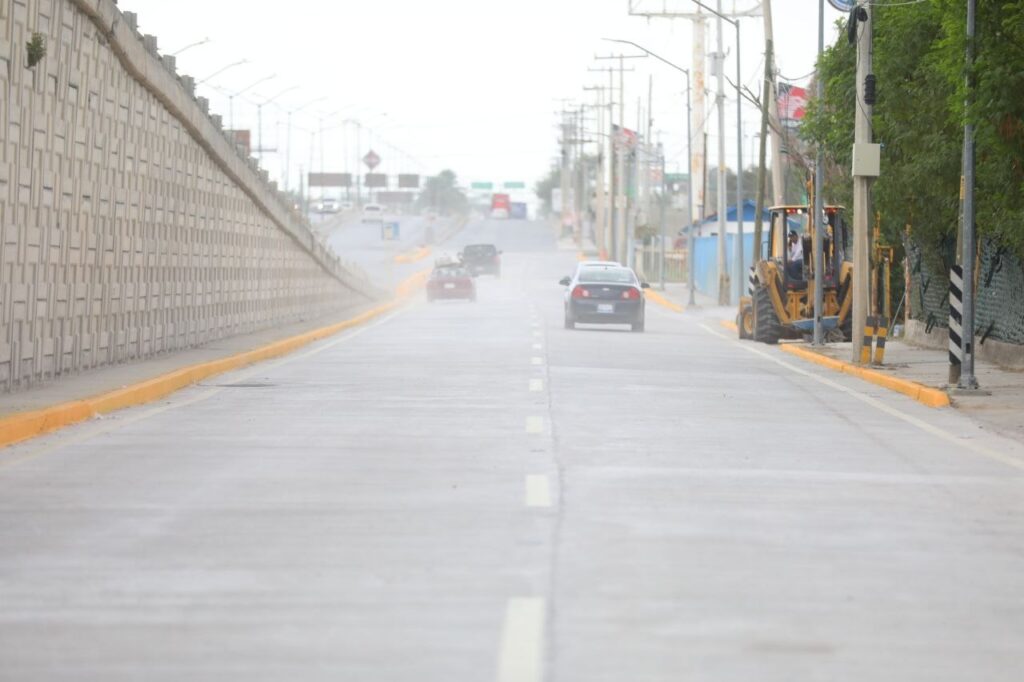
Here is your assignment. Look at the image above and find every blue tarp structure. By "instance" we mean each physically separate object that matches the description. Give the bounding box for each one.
[686,201,771,301]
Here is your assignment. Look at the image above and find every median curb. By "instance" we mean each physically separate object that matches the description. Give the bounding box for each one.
[394,246,432,264]
[0,271,431,449]
[645,290,685,313]
[778,343,951,409]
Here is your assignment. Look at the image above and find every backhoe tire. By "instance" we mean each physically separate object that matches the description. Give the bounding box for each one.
[738,303,754,340]
[753,286,782,345]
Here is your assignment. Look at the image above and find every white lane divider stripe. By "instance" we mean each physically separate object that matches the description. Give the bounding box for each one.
[532,343,543,351]
[529,379,544,392]
[531,356,543,366]
[524,475,552,508]
[525,416,544,434]
[496,598,546,682]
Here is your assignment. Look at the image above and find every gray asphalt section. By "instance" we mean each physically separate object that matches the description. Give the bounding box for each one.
[1,219,1023,681]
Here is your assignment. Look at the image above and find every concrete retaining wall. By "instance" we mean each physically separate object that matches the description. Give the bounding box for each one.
[0,0,382,390]
[905,320,1024,370]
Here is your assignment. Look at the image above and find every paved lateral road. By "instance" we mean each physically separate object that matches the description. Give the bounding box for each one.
[1,219,1023,681]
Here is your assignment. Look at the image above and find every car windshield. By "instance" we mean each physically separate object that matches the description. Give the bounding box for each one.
[578,268,635,284]
[464,245,497,257]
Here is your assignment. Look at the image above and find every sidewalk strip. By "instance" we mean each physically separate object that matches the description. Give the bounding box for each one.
[779,343,950,408]
[645,290,684,313]
[0,270,432,450]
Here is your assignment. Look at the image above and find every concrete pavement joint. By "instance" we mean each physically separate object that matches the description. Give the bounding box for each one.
[698,323,1024,471]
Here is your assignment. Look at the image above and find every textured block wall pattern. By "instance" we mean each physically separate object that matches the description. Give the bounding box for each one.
[0,0,380,390]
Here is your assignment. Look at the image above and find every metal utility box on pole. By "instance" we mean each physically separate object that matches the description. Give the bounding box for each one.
[851,3,878,364]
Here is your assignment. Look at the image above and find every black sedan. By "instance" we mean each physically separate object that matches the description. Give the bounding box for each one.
[459,244,502,277]
[560,264,649,332]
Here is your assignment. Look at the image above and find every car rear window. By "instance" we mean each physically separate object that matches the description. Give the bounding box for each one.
[464,245,497,257]
[579,268,635,284]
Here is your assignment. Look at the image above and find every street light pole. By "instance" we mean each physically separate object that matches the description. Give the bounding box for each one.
[690,0,743,305]
[256,85,298,164]
[284,96,326,193]
[170,37,209,57]
[228,74,275,132]
[601,38,694,304]
[196,59,248,85]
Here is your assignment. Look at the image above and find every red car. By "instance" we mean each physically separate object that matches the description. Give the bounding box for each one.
[426,263,476,302]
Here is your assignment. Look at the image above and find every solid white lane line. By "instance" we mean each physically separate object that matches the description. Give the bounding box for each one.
[529,379,544,392]
[525,416,544,434]
[496,598,546,682]
[698,323,1024,471]
[524,475,552,508]
[531,356,543,366]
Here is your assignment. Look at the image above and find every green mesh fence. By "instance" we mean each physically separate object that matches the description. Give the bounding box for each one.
[906,237,1024,346]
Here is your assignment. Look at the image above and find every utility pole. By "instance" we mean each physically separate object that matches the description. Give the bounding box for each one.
[595,53,645,264]
[585,85,609,259]
[714,8,729,305]
[851,4,878,363]
[753,42,772,264]
[813,0,826,346]
[762,0,785,206]
[560,110,571,239]
[959,0,979,389]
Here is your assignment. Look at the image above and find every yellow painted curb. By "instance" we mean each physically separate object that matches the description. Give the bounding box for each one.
[645,290,684,313]
[720,319,738,332]
[0,273,436,450]
[394,246,432,264]
[779,344,951,408]
[395,267,431,298]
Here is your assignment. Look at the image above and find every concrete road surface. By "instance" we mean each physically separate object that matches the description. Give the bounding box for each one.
[2,219,1024,681]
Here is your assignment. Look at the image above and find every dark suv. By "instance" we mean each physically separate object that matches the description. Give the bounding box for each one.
[459,244,502,278]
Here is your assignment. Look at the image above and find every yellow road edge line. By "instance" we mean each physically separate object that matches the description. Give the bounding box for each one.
[779,343,951,409]
[720,319,738,332]
[0,272,432,450]
[645,290,685,313]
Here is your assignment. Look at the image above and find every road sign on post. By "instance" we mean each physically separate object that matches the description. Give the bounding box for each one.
[471,182,493,190]
[363,150,381,170]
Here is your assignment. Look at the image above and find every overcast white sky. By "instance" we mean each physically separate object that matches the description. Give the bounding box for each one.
[119,0,852,191]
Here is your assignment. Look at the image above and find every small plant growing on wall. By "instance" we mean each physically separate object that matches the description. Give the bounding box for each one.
[27,32,46,68]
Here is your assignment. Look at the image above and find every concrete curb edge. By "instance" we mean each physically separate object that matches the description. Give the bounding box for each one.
[779,343,951,409]
[0,272,432,449]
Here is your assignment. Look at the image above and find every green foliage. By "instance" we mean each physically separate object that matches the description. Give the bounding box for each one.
[26,32,46,68]
[802,1,1024,256]
[417,169,468,216]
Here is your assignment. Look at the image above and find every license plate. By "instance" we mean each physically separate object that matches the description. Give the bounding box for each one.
[597,303,615,314]
[444,283,456,289]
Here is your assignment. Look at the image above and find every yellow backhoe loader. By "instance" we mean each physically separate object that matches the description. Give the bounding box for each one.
[737,205,853,344]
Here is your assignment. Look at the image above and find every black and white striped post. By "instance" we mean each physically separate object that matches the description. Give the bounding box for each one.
[948,264,963,385]
[747,266,756,297]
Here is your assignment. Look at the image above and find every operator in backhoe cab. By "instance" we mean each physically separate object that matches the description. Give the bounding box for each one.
[787,230,804,279]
